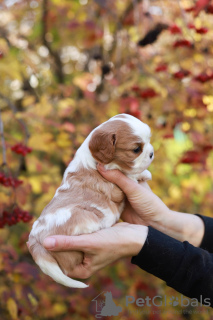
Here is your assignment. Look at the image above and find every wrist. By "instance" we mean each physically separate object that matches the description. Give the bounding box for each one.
[149,209,205,246]
[123,224,148,257]
[147,207,171,232]
[181,213,205,246]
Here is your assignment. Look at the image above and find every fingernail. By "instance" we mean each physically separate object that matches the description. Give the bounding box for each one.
[43,238,56,249]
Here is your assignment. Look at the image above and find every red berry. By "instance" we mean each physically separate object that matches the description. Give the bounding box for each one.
[194,73,213,83]
[0,207,32,228]
[173,70,190,79]
[0,173,23,188]
[11,143,32,156]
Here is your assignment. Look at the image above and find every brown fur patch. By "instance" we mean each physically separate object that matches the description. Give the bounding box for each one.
[89,120,144,171]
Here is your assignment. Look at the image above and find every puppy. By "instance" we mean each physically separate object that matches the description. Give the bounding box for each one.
[28,114,154,288]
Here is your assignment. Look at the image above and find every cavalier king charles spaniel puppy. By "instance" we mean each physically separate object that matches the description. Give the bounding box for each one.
[28,114,154,288]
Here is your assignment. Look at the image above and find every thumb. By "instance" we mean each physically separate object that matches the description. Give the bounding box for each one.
[43,235,92,251]
[97,163,141,197]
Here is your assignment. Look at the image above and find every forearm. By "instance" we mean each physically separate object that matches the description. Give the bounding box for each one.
[149,210,205,247]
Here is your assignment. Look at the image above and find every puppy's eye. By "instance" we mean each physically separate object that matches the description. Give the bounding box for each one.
[133,146,141,153]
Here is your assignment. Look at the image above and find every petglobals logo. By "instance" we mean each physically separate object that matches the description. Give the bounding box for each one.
[92,291,122,318]
[125,295,211,308]
[91,292,211,318]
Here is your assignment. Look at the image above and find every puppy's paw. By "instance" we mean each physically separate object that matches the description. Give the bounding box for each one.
[137,170,152,182]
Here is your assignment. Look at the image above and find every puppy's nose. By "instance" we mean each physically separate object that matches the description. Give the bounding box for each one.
[149,152,154,159]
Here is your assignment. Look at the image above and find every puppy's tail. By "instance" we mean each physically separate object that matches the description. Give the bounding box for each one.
[28,239,88,289]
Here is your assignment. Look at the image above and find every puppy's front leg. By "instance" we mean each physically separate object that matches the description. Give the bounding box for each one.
[127,169,152,182]
[137,169,152,182]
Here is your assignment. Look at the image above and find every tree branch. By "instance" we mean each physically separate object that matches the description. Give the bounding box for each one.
[0,108,7,166]
[0,94,30,143]
[42,0,65,83]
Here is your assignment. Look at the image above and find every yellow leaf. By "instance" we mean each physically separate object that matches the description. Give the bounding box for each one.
[0,255,3,271]
[27,293,38,307]
[28,176,42,194]
[56,132,72,148]
[12,273,21,283]
[58,98,75,109]
[0,38,9,54]
[28,133,53,151]
[35,96,52,117]
[7,298,18,320]
[22,96,36,108]
[73,73,93,90]
[53,302,67,315]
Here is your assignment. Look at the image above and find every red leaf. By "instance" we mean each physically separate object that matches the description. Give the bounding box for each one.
[169,24,182,34]
[196,27,208,34]
[187,23,196,29]
[185,6,195,12]
[131,85,141,92]
[193,0,211,16]
[173,39,192,48]
[155,64,168,72]
[180,150,205,164]
[207,4,213,13]
[126,110,142,119]
[140,88,158,99]
[163,133,174,139]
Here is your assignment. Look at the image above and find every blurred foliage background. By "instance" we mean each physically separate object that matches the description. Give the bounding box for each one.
[0,0,213,319]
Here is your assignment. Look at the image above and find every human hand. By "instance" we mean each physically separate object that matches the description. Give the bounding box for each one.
[43,222,148,279]
[96,165,205,247]
[97,164,170,227]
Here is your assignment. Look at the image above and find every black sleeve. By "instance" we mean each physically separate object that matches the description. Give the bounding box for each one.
[131,225,213,307]
[195,214,213,253]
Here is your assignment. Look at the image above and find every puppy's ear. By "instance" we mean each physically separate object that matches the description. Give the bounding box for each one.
[89,129,116,164]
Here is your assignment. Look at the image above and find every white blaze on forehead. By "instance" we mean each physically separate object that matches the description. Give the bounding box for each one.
[109,114,151,143]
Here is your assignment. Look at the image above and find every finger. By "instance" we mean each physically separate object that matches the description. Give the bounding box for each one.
[68,264,92,280]
[138,181,152,190]
[43,235,94,251]
[97,163,140,196]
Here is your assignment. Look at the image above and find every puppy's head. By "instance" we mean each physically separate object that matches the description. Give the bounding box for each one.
[89,114,154,174]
